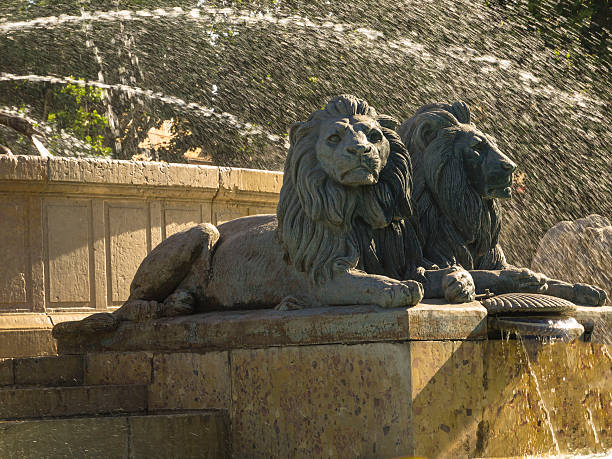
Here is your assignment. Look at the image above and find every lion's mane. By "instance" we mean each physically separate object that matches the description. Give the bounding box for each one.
[398,102,506,270]
[277,94,426,284]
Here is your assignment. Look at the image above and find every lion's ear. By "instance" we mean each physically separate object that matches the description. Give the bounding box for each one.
[288,121,303,147]
[377,114,400,130]
[451,101,471,124]
[414,118,439,151]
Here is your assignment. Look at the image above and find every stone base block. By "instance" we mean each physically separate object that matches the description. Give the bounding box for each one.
[13,355,83,386]
[231,343,413,458]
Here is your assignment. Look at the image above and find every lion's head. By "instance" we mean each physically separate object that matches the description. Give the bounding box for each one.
[398,102,515,269]
[398,102,517,202]
[277,95,418,284]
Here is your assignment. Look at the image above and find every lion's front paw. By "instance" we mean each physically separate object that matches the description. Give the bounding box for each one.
[572,283,607,306]
[383,280,424,308]
[500,268,548,293]
[442,268,476,303]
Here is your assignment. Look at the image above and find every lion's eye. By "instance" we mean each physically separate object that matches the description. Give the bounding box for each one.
[327,134,341,143]
[368,130,382,143]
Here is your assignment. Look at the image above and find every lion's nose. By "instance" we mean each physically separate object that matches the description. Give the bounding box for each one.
[347,143,371,156]
[501,160,517,172]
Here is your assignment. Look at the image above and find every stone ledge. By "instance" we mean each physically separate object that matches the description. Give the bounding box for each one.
[56,300,488,354]
[3,304,611,358]
[0,155,283,199]
[0,312,99,358]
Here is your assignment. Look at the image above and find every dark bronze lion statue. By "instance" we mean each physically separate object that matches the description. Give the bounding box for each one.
[54,95,476,337]
[398,101,607,306]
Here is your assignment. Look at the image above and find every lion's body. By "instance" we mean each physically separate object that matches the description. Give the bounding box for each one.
[397,101,607,306]
[201,94,431,309]
[204,215,308,308]
[187,213,427,309]
[398,102,510,271]
[414,181,506,270]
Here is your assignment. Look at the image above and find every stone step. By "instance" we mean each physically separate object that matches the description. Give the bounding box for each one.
[1,352,153,388]
[0,355,83,387]
[0,384,147,420]
[0,411,229,459]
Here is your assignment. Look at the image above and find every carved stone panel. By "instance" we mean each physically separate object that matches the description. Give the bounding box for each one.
[163,203,202,238]
[0,196,28,307]
[45,199,93,306]
[106,202,149,305]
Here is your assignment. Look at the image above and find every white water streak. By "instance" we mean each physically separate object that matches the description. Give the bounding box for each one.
[31,135,52,157]
[585,408,601,446]
[0,73,284,145]
[519,337,562,456]
[78,1,123,155]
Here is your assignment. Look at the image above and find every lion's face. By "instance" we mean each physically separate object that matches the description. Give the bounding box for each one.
[315,115,390,186]
[455,127,517,199]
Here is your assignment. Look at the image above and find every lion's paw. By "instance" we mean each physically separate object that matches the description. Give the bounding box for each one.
[52,312,119,338]
[383,280,424,308]
[572,283,608,306]
[500,268,548,294]
[442,268,476,303]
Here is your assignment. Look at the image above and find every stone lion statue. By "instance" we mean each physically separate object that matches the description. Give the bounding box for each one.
[397,101,607,306]
[532,215,611,299]
[54,95,476,336]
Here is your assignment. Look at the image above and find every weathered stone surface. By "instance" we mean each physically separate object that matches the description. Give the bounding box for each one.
[130,412,229,458]
[0,329,56,358]
[0,359,13,385]
[407,300,487,340]
[46,157,219,190]
[0,155,47,182]
[231,343,413,458]
[14,355,83,386]
[0,313,53,330]
[56,301,488,354]
[410,341,484,458]
[0,384,146,419]
[0,416,129,459]
[85,352,152,385]
[532,215,611,299]
[148,352,229,410]
[214,167,283,223]
[0,197,28,305]
[219,166,283,195]
[46,199,92,304]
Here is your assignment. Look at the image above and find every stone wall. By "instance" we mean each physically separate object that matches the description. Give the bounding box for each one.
[0,156,282,314]
[28,302,612,458]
